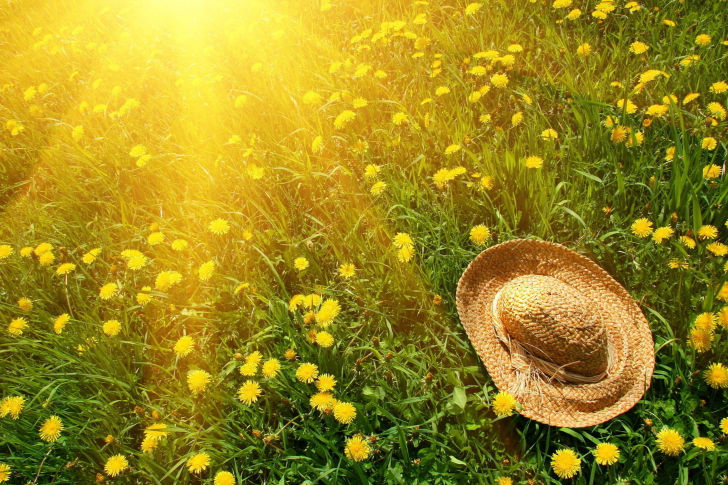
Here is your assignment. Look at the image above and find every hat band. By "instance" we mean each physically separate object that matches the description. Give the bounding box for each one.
[491,288,611,385]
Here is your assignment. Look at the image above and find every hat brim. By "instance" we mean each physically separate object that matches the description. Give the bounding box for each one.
[456,239,654,428]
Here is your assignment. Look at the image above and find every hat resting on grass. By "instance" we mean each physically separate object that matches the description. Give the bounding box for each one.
[456,239,654,428]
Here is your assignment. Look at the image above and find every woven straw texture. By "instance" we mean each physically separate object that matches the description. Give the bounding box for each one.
[456,239,654,428]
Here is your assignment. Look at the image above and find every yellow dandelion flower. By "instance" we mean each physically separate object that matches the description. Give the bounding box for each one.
[701,314,722,336]
[593,443,620,465]
[18,298,32,311]
[525,156,543,169]
[393,233,413,248]
[344,435,371,462]
[82,248,101,263]
[338,263,355,278]
[551,449,581,479]
[284,349,297,360]
[370,181,387,195]
[651,226,674,244]
[102,320,121,337]
[567,8,581,19]
[657,430,686,457]
[239,362,257,376]
[541,129,558,140]
[8,317,27,336]
[721,418,728,434]
[479,176,495,190]
[198,260,215,281]
[695,34,711,46]
[645,104,669,117]
[237,380,262,405]
[702,137,718,151]
[709,82,728,96]
[465,3,482,14]
[214,471,236,485]
[703,164,722,180]
[616,98,638,114]
[136,287,153,305]
[129,145,146,157]
[310,392,335,411]
[398,245,414,262]
[469,225,491,246]
[303,294,322,308]
[0,464,10,482]
[187,452,211,474]
[719,307,728,328]
[144,423,169,441]
[170,239,188,251]
[707,242,728,256]
[99,283,118,300]
[174,336,195,357]
[577,43,592,57]
[704,363,728,389]
[104,455,128,477]
[392,112,408,125]
[315,374,337,393]
[698,225,718,240]
[155,271,182,291]
[187,370,211,395]
[334,110,356,129]
[631,218,653,237]
[296,363,319,383]
[719,282,728,302]
[289,294,305,312]
[262,359,281,378]
[364,164,380,179]
[315,299,341,327]
[141,437,157,453]
[315,331,334,348]
[0,396,25,419]
[490,73,508,88]
[630,41,649,54]
[690,327,714,353]
[492,392,517,417]
[333,401,357,424]
[209,219,230,235]
[147,232,164,246]
[692,437,716,451]
[294,257,309,271]
[245,351,262,365]
[0,245,13,259]
[39,415,64,442]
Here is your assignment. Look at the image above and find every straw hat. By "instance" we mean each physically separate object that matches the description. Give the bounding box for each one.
[456,239,654,428]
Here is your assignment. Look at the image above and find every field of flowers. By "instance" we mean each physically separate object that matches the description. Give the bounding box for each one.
[1,0,727,483]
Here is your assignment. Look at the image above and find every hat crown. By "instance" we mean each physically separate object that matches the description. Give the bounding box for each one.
[496,275,609,378]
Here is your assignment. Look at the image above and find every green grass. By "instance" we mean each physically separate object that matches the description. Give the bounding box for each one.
[1,0,728,483]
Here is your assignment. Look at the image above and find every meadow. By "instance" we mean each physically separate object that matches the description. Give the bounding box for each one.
[0,0,727,483]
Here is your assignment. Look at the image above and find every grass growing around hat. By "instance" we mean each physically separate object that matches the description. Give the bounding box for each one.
[1,0,728,483]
